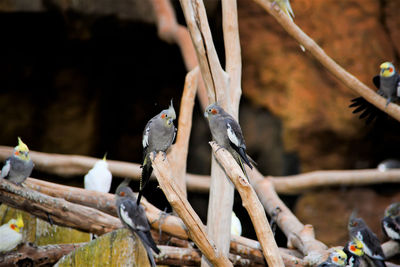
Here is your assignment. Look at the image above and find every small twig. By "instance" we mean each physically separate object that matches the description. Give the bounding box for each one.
[151,152,233,266]
[0,179,122,235]
[210,141,285,267]
[252,0,400,122]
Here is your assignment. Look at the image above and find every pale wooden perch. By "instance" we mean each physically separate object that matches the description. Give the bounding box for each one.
[247,167,328,265]
[253,0,400,122]
[210,141,285,267]
[3,146,399,195]
[168,67,199,196]
[151,152,233,266]
[0,179,122,235]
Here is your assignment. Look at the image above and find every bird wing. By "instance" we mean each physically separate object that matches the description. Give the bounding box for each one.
[225,119,252,168]
[142,120,152,149]
[119,199,150,232]
[356,229,385,260]
[396,74,400,97]
[373,75,380,89]
[0,159,11,178]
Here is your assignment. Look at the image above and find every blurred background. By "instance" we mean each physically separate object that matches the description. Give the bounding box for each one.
[0,0,400,248]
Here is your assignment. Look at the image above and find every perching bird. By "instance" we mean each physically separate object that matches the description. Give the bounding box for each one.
[138,100,176,205]
[348,217,386,267]
[317,249,348,267]
[0,215,24,253]
[231,211,242,236]
[381,202,400,242]
[204,103,253,178]
[115,180,160,267]
[84,154,112,193]
[350,62,400,123]
[1,137,34,184]
[343,238,364,267]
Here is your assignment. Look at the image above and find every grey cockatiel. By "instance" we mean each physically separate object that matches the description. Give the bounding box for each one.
[348,216,386,267]
[115,180,160,267]
[138,100,176,205]
[1,137,34,184]
[204,103,253,178]
[350,62,400,123]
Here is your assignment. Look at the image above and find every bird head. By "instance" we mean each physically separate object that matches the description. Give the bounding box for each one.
[160,100,176,127]
[348,238,364,256]
[380,62,396,77]
[331,249,348,266]
[385,202,400,217]
[115,180,135,199]
[204,103,222,119]
[8,215,24,233]
[348,217,365,231]
[14,137,30,161]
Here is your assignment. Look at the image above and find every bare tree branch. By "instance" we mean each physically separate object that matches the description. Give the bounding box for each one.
[252,0,400,122]
[247,167,328,265]
[151,151,233,266]
[210,141,284,267]
[169,67,199,196]
[0,179,121,235]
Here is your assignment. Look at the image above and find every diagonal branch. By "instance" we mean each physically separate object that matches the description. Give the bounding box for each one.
[169,67,199,196]
[210,141,284,267]
[151,152,233,266]
[252,0,400,122]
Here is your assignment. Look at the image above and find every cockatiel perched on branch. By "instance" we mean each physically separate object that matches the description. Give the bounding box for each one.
[348,216,386,267]
[115,180,160,267]
[0,215,24,253]
[1,137,34,184]
[204,103,254,178]
[138,100,176,205]
[349,62,400,123]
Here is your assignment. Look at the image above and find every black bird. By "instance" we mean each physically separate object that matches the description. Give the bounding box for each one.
[115,180,160,267]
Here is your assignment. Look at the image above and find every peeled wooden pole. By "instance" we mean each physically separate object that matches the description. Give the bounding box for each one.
[151,152,233,266]
[210,141,285,267]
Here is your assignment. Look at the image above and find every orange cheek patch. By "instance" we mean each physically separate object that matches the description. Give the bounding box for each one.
[350,245,356,251]
[332,257,338,262]
[161,114,166,119]
[211,109,218,115]
[11,224,16,230]
[14,151,19,156]
[120,192,125,196]
[389,67,393,72]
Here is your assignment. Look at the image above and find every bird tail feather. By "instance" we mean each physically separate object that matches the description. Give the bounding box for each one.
[137,161,153,205]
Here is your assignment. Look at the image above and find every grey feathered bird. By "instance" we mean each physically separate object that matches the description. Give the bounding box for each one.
[138,100,176,205]
[350,62,400,123]
[317,249,348,267]
[204,103,253,178]
[115,180,160,267]
[382,202,400,242]
[1,137,34,184]
[348,217,386,267]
